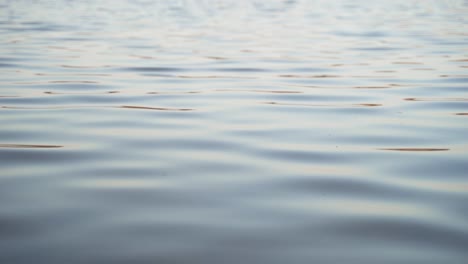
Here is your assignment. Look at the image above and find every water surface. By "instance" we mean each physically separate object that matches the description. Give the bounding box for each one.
[1,1,468,263]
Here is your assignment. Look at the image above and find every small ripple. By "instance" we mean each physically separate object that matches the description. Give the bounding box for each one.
[0,105,93,110]
[411,68,435,71]
[357,103,382,107]
[2,24,69,32]
[44,91,119,95]
[1,105,193,111]
[264,102,382,107]
[213,67,268,72]
[119,105,193,111]
[375,70,397,73]
[205,56,228,60]
[48,81,99,84]
[0,63,19,68]
[352,47,403,51]
[129,54,158,60]
[440,75,468,78]
[353,86,390,89]
[176,75,255,79]
[216,89,302,94]
[60,64,112,69]
[278,74,340,78]
[378,148,449,152]
[0,144,63,149]
[405,98,468,102]
[26,82,114,91]
[147,91,201,95]
[35,73,111,77]
[125,67,186,72]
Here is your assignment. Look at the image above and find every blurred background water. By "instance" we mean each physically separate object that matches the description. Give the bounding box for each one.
[1,0,468,263]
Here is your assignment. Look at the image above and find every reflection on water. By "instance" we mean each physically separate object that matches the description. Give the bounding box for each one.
[1,0,468,263]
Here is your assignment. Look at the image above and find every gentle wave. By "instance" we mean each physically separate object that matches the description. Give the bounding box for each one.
[1,1,467,264]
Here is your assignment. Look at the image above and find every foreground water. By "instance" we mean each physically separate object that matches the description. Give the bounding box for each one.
[1,0,468,263]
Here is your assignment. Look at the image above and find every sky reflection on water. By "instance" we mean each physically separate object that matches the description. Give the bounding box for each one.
[1,0,468,263]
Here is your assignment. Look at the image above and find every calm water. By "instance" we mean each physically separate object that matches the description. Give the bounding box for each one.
[1,0,468,263]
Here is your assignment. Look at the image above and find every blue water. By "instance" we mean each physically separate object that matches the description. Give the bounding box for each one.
[1,1,468,263]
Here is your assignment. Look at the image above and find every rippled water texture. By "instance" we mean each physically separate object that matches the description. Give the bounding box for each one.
[1,0,468,263]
